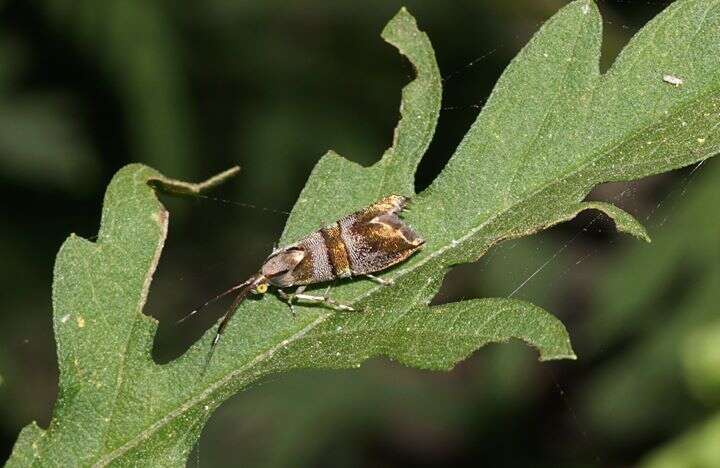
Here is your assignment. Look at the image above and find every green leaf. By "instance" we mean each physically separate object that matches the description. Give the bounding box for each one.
[8,1,720,465]
[6,165,241,468]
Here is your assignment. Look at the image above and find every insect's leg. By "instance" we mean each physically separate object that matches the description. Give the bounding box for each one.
[277,285,306,317]
[291,291,354,312]
[365,274,394,286]
[277,289,295,316]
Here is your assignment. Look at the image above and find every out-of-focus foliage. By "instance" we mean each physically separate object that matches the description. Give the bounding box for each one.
[579,159,720,445]
[641,415,720,468]
[638,320,720,466]
[1,0,718,466]
[684,320,720,406]
[41,0,196,177]
[0,38,97,189]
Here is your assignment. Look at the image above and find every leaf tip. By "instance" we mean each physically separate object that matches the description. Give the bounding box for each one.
[570,202,651,243]
[392,6,414,23]
[8,421,45,465]
[382,6,418,41]
[568,0,599,18]
[148,165,241,197]
[539,351,578,362]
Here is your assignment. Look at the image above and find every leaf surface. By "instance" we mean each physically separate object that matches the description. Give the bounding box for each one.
[8,2,720,466]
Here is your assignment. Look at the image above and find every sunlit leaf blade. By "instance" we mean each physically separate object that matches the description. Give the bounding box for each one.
[8,1,720,466]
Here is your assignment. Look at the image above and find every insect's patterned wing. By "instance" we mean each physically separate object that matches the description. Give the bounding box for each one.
[269,195,424,288]
[339,195,424,275]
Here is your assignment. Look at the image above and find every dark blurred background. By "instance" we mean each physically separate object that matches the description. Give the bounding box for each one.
[2,1,719,466]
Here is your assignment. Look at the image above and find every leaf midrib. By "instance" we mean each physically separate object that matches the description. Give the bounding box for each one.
[97,77,719,466]
[93,313,331,467]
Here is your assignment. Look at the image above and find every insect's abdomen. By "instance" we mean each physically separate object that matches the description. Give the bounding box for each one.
[320,224,352,279]
[285,224,354,287]
[289,231,336,286]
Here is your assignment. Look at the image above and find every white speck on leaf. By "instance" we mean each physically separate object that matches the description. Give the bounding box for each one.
[663,74,683,86]
[60,314,70,324]
[581,3,590,14]
[76,316,85,328]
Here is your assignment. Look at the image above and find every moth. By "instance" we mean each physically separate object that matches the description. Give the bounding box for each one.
[187,195,424,352]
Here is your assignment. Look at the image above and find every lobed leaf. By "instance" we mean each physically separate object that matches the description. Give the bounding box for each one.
[8,1,720,466]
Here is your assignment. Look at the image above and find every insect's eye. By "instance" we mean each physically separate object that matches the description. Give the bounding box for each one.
[255,283,268,294]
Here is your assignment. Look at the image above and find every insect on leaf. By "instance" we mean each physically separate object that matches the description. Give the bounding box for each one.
[8,1,720,466]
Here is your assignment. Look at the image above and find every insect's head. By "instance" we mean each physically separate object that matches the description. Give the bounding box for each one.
[249,279,269,295]
[260,247,306,288]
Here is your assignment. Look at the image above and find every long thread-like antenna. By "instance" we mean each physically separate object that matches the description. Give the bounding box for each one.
[193,193,289,216]
[177,279,255,324]
[201,275,265,375]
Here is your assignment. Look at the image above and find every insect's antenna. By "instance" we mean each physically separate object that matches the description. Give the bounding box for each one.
[192,193,290,216]
[177,279,254,324]
[201,275,264,375]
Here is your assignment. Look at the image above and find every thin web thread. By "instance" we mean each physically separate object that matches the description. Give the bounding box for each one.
[506,161,705,298]
[192,193,290,216]
[502,160,707,465]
